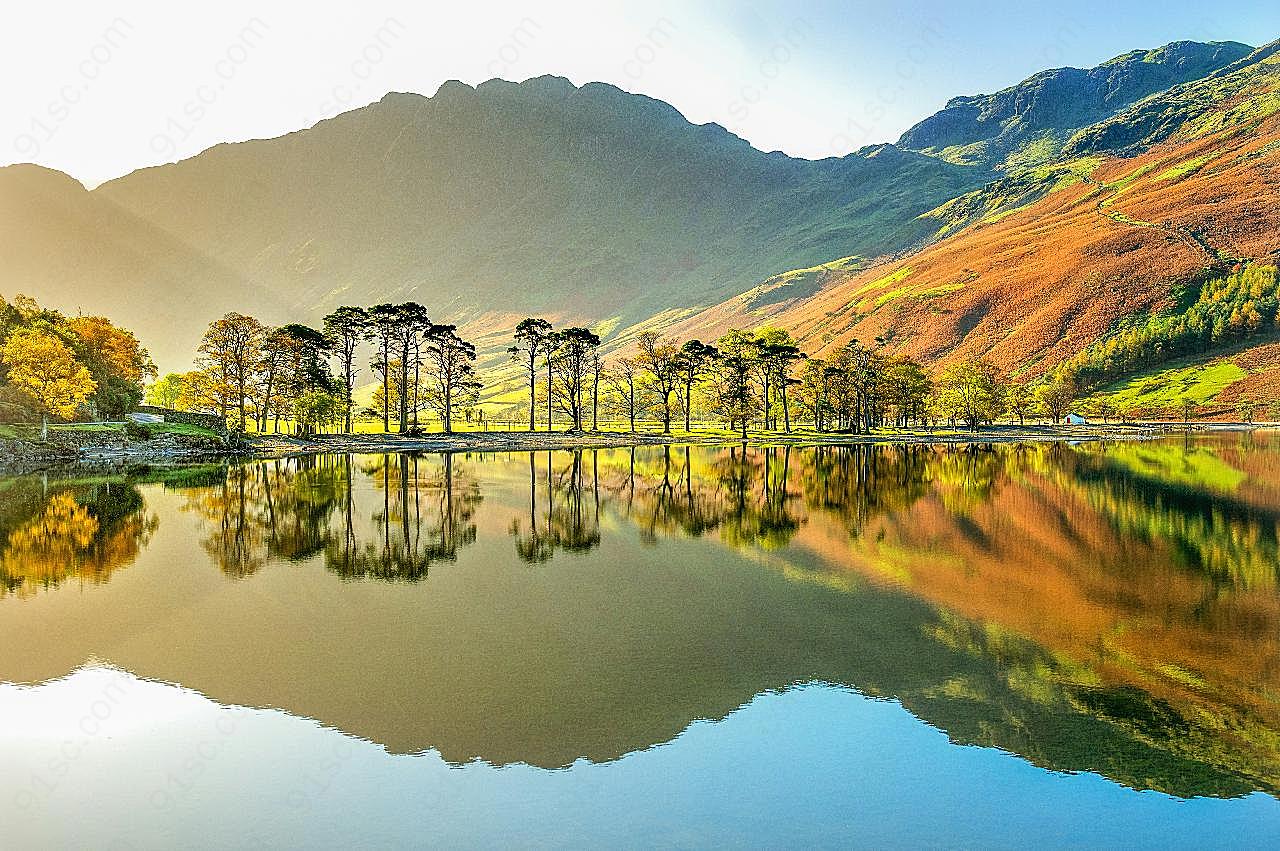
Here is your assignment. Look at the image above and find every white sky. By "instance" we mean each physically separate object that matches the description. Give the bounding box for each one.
[3,1,1277,187]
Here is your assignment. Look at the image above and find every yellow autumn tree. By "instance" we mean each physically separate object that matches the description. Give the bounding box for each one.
[65,316,154,384]
[0,328,96,438]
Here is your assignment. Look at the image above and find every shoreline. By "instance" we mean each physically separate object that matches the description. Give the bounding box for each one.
[252,422,1257,457]
[1,422,1266,472]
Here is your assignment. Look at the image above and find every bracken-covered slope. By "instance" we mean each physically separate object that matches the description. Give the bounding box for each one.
[667,41,1280,395]
[3,76,980,369]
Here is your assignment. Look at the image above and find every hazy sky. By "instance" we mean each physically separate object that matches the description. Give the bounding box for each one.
[5,1,1279,186]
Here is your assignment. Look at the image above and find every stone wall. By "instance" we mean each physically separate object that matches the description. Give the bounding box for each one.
[134,406,228,434]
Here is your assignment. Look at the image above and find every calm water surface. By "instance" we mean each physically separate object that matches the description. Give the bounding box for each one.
[2,435,1280,848]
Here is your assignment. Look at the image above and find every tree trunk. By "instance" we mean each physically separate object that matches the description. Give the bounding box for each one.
[444,376,453,433]
[592,370,599,431]
[546,361,553,431]
[398,339,410,433]
[528,365,537,431]
[344,358,354,433]
[684,377,693,432]
[381,341,390,433]
[413,349,421,431]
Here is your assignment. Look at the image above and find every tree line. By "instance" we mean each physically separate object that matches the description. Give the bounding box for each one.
[1052,264,1279,392]
[153,303,1117,435]
[153,305,481,435]
[506,320,1085,435]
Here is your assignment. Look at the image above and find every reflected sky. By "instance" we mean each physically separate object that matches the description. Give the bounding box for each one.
[3,668,1277,849]
[3,435,1280,846]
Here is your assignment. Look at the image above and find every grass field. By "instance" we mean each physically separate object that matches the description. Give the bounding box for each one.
[1089,359,1248,413]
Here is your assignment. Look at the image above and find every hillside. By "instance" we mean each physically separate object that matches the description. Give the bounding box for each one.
[3,76,980,370]
[665,40,1280,404]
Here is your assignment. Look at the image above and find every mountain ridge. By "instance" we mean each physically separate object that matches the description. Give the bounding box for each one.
[898,40,1253,170]
[7,73,985,368]
[4,37,1274,384]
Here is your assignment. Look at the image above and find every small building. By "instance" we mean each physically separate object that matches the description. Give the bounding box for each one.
[1065,412,1089,425]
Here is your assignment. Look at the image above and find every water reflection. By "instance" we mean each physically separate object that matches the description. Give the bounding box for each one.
[0,479,156,598]
[181,454,482,580]
[1,435,1279,802]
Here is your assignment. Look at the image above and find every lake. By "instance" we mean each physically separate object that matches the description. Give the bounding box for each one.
[2,435,1279,848]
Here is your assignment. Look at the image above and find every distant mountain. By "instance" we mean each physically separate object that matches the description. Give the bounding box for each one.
[898,41,1252,171]
[0,164,287,349]
[2,76,980,369]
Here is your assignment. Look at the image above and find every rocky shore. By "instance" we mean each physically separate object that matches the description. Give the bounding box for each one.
[249,421,1205,458]
[0,422,1257,472]
[0,430,246,472]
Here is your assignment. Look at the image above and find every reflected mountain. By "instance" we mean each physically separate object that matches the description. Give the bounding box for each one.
[1,436,1278,800]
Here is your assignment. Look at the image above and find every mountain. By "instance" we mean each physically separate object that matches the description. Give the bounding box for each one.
[0,164,289,346]
[2,76,981,369]
[666,39,1280,407]
[897,40,1252,170]
[6,39,1276,395]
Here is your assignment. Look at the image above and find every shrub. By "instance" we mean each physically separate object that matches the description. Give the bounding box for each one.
[124,420,154,441]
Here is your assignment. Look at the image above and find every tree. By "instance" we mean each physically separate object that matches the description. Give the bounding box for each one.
[1181,395,1198,426]
[1035,378,1076,425]
[388,303,430,433]
[65,316,156,419]
[323,307,369,433]
[796,358,829,430]
[542,332,562,431]
[1,328,96,439]
[274,324,334,434]
[509,318,555,431]
[196,313,264,431]
[637,332,682,433]
[758,330,803,432]
[146,373,186,410]
[1236,399,1262,425]
[936,360,1006,429]
[678,340,719,432]
[1092,398,1116,423]
[294,390,342,434]
[716,330,765,429]
[590,348,604,431]
[422,324,480,434]
[1005,382,1033,426]
[371,360,431,424]
[820,341,884,433]
[367,304,401,433]
[550,328,600,431]
[844,340,887,433]
[883,357,931,428]
[604,356,643,433]
[175,370,215,413]
[712,353,757,440]
[256,327,293,432]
